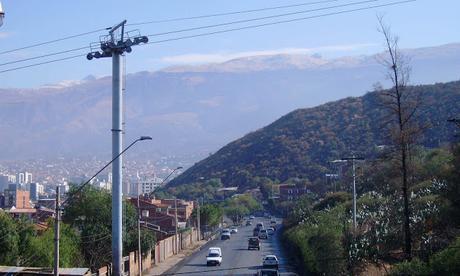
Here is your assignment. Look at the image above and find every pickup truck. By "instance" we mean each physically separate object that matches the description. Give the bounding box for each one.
[206,247,222,266]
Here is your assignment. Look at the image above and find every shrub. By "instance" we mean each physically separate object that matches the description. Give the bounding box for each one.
[389,259,431,276]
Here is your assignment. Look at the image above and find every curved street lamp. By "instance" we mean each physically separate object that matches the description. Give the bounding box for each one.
[55,136,151,276]
[148,166,183,198]
[62,136,152,205]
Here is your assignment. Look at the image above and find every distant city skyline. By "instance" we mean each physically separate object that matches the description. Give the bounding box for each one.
[0,0,459,87]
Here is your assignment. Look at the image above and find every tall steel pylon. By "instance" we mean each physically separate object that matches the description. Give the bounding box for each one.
[87,20,148,276]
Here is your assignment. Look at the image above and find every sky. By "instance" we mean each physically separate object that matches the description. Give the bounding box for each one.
[0,0,459,88]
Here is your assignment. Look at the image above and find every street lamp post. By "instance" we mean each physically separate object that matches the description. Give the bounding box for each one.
[58,136,151,276]
[148,166,183,198]
[332,155,364,231]
[62,136,152,206]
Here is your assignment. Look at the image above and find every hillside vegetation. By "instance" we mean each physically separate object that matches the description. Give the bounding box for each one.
[169,81,460,191]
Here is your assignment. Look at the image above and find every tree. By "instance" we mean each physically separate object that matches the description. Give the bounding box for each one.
[191,204,223,228]
[63,186,112,270]
[22,221,83,268]
[63,185,145,270]
[225,205,249,224]
[443,144,460,227]
[0,211,19,265]
[377,16,423,260]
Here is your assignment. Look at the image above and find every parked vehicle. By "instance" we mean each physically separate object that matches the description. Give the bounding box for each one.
[250,215,255,219]
[259,229,268,239]
[248,237,260,250]
[221,229,231,240]
[262,255,279,269]
[206,247,222,266]
[253,227,260,237]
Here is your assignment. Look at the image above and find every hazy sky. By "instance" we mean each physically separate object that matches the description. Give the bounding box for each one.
[0,0,459,88]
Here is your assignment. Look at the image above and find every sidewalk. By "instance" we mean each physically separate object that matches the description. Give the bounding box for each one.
[143,239,210,276]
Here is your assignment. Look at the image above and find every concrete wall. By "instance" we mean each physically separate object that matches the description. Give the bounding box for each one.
[97,227,201,275]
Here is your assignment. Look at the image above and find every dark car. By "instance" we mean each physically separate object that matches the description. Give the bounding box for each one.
[248,237,260,250]
[246,220,252,226]
[253,227,260,237]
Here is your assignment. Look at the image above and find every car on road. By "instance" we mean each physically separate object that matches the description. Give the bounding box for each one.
[221,229,231,240]
[253,227,261,237]
[262,255,279,269]
[259,229,268,239]
[254,269,280,276]
[230,226,238,234]
[250,215,255,219]
[248,237,260,250]
[206,247,222,266]
[267,227,275,236]
[246,220,253,226]
[256,222,264,229]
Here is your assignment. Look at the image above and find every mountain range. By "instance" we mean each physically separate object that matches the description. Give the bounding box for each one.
[0,43,459,160]
[168,80,460,190]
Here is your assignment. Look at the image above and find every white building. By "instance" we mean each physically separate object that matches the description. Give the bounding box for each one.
[30,182,44,202]
[136,176,163,196]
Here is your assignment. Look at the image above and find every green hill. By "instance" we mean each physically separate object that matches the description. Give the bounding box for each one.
[168,81,460,191]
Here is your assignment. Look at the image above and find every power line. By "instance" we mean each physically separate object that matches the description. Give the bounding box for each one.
[0,0,370,68]
[0,46,89,67]
[0,0,416,75]
[0,54,85,74]
[0,1,352,67]
[146,0,379,37]
[147,0,416,45]
[128,0,341,26]
[0,28,108,56]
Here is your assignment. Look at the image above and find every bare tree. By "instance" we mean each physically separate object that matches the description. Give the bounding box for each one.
[377,15,423,261]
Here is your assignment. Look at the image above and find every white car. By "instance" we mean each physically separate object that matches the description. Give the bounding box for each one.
[258,229,268,239]
[262,255,279,269]
[206,247,222,266]
[230,226,238,234]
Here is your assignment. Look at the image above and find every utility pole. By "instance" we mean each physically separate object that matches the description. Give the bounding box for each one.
[174,197,178,253]
[54,186,60,276]
[332,156,364,231]
[137,193,142,275]
[87,21,148,276]
[197,199,201,241]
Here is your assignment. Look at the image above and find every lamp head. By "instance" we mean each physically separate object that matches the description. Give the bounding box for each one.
[176,166,183,170]
[139,136,153,141]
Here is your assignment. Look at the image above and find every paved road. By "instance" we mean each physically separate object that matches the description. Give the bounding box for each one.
[163,218,297,276]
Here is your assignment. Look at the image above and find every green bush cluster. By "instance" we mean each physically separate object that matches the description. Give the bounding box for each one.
[390,237,460,275]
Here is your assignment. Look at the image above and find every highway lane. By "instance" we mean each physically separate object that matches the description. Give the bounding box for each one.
[163,217,297,276]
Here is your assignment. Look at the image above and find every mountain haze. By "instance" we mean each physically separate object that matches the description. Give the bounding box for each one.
[0,43,459,160]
